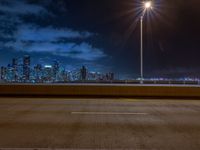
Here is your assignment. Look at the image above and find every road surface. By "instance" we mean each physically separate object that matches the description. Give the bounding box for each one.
[0,98,200,150]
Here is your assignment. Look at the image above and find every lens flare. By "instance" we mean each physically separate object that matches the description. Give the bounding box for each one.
[145,1,152,9]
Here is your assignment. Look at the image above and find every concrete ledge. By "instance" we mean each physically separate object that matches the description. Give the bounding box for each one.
[0,84,200,98]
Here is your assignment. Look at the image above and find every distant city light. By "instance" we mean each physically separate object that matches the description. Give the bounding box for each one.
[0,55,199,84]
[44,65,52,68]
[0,55,115,83]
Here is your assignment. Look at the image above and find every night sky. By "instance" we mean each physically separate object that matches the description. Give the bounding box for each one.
[0,0,200,79]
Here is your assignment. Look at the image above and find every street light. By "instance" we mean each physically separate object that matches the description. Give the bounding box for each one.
[140,1,152,83]
[145,1,152,9]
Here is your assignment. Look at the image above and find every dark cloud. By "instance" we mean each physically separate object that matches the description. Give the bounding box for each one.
[0,0,47,15]
[0,0,107,68]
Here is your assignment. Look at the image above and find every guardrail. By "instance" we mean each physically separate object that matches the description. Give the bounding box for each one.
[1,80,199,85]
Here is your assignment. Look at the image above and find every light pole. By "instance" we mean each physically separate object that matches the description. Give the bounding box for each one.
[140,1,152,83]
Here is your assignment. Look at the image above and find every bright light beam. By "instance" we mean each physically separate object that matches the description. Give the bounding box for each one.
[144,1,152,9]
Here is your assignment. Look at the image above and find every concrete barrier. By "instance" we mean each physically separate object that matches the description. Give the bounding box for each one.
[0,84,200,98]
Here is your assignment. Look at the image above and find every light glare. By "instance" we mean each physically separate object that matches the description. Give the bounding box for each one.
[145,1,151,9]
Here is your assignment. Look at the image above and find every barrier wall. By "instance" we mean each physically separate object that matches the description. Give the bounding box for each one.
[0,84,200,98]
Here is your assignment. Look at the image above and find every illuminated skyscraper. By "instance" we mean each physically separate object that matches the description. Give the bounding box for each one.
[23,55,30,82]
[52,60,60,81]
[7,64,13,81]
[43,65,53,82]
[12,58,18,81]
[1,66,7,80]
[34,64,42,83]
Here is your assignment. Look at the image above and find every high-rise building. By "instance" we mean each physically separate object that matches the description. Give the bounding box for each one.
[0,67,3,80]
[1,66,7,80]
[106,72,114,81]
[23,55,30,81]
[7,64,13,81]
[34,64,42,83]
[52,60,60,81]
[110,72,114,80]
[12,58,18,81]
[43,65,53,82]
[80,66,87,80]
[60,69,68,82]
[12,58,18,68]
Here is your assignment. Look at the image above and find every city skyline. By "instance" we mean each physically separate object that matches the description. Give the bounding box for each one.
[0,0,200,79]
[0,55,115,83]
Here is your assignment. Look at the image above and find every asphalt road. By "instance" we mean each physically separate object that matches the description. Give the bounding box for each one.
[0,98,200,150]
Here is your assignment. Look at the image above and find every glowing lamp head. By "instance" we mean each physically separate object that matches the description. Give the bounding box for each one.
[144,1,152,9]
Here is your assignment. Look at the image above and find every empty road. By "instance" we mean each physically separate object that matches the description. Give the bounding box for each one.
[0,98,200,150]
